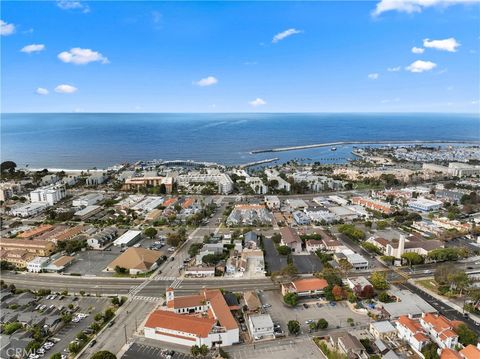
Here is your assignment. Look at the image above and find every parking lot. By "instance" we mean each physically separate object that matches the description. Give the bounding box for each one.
[42,295,111,356]
[292,254,323,274]
[257,291,370,334]
[263,238,287,273]
[63,249,121,276]
[122,343,193,359]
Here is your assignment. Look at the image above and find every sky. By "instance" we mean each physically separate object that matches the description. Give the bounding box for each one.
[1,0,479,113]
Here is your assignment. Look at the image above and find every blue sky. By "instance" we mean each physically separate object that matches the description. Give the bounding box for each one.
[1,0,479,113]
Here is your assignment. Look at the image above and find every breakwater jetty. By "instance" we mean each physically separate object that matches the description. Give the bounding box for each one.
[250,140,480,154]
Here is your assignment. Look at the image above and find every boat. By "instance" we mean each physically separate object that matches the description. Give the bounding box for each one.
[330,147,337,151]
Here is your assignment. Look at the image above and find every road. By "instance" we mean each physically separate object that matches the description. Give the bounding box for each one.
[400,282,480,335]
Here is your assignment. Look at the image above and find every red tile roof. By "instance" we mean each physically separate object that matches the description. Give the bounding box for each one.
[145,310,215,338]
[292,278,328,292]
[460,345,480,359]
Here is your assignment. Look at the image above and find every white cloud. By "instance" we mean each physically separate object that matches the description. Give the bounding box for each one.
[35,88,49,95]
[194,76,218,87]
[249,98,267,107]
[423,37,460,52]
[0,20,15,36]
[57,0,90,13]
[411,46,424,54]
[368,73,379,80]
[58,48,109,65]
[387,66,401,72]
[405,60,437,73]
[272,28,302,43]
[55,84,78,93]
[372,0,476,16]
[21,44,45,53]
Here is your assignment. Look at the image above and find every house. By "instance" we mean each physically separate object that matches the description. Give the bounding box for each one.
[86,173,107,186]
[106,247,162,274]
[244,231,259,249]
[286,199,308,210]
[369,321,396,340]
[395,315,429,352]
[321,238,346,253]
[420,313,459,349]
[243,291,261,313]
[280,227,302,253]
[347,276,372,290]
[18,225,54,239]
[293,211,310,225]
[144,288,239,347]
[264,195,280,210]
[248,314,274,339]
[305,239,322,253]
[329,332,366,358]
[338,249,369,270]
[281,277,328,297]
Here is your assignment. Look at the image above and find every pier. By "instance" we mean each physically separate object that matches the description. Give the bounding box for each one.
[250,140,480,154]
[239,158,279,168]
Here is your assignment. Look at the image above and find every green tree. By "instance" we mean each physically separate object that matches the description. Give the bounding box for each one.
[1,161,16,174]
[114,266,128,275]
[68,342,81,354]
[50,353,62,359]
[191,345,200,357]
[277,246,292,255]
[283,292,298,307]
[90,351,117,359]
[287,320,301,335]
[421,342,439,359]
[370,271,389,290]
[199,344,209,356]
[317,318,328,329]
[378,291,392,303]
[456,324,478,346]
[401,252,424,267]
[144,227,158,239]
[103,308,115,322]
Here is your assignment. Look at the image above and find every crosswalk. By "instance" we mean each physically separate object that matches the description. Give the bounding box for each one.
[153,275,176,281]
[170,278,183,289]
[132,295,163,302]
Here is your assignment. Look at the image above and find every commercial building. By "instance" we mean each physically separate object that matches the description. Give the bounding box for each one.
[184,267,215,277]
[72,193,104,207]
[26,257,51,273]
[281,277,328,297]
[144,288,239,347]
[106,247,162,274]
[10,202,49,217]
[337,249,369,270]
[408,197,442,212]
[176,172,233,194]
[74,205,102,220]
[112,230,142,247]
[369,321,396,340]
[248,314,274,339]
[30,184,66,205]
[131,196,164,213]
[44,256,75,272]
[1,250,36,268]
[381,290,437,318]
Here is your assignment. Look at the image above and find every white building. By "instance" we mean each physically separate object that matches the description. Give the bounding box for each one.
[246,176,268,195]
[30,184,66,205]
[10,202,49,217]
[408,198,442,212]
[177,172,233,194]
[26,257,51,273]
[72,193,104,207]
[264,169,290,192]
[340,249,369,270]
[144,288,239,347]
[131,196,164,213]
[113,230,142,247]
[248,314,274,339]
[86,173,107,186]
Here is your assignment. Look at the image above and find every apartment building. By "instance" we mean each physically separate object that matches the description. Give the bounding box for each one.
[0,238,55,256]
[30,184,66,205]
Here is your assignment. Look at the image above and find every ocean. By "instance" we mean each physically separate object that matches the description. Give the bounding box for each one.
[1,113,479,169]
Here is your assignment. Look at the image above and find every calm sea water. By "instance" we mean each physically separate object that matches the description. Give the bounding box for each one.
[1,113,479,169]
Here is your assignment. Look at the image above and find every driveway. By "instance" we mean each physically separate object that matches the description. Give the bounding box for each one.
[292,255,323,274]
[263,238,287,273]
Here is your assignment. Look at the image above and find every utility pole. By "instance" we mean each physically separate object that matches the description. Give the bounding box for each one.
[124,324,128,344]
